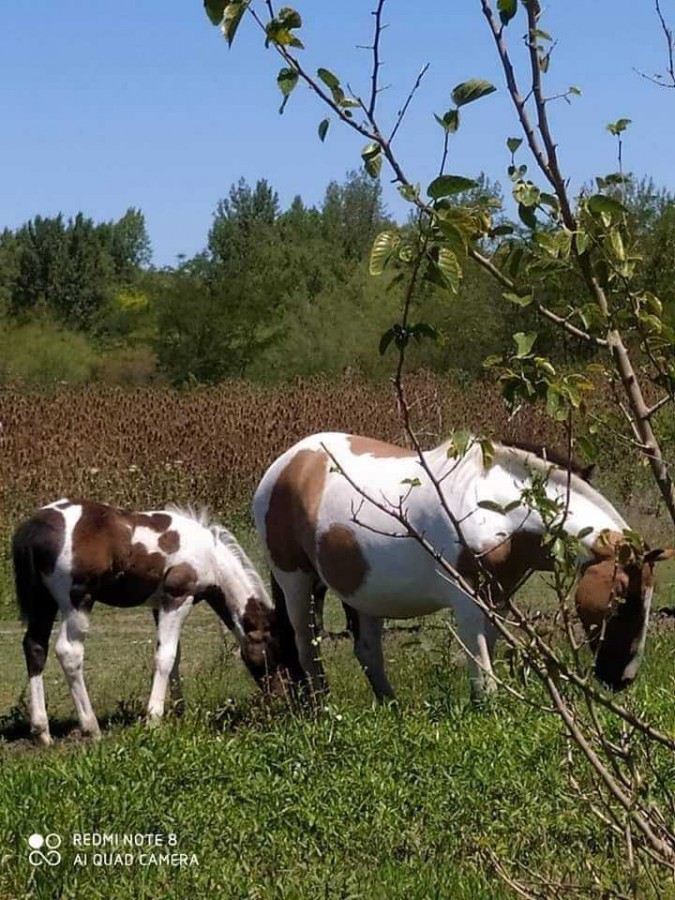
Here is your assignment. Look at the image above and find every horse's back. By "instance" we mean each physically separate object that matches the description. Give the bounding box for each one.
[254,432,461,616]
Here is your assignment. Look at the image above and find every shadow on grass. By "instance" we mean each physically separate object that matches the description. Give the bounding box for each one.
[0,698,146,748]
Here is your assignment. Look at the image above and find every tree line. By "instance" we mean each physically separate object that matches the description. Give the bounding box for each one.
[0,171,673,385]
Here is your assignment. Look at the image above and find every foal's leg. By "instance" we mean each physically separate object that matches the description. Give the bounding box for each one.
[343,603,396,702]
[55,605,101,738]
[22,592,58,745]
[453,599,498,703]
[147,596,194,723]
[274,569,327,696]
[152,609,183,712]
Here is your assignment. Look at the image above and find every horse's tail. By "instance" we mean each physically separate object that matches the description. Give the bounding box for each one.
[12,518,47,624]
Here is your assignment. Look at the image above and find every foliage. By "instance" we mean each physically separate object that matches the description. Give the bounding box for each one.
[1,209,150,331]
[0,319,100,385]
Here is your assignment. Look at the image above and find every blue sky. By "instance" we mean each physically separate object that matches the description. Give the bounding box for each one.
[2,1,674,265]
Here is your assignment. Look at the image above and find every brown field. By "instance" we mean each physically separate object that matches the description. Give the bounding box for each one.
[0,373,568,612]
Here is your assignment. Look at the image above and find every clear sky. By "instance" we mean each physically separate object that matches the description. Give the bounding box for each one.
[2,1,673,266]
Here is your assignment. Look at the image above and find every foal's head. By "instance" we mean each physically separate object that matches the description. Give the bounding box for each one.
[238,597,304,696]
[575,532,675,690]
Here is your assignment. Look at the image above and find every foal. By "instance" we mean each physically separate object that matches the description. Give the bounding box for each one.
[13,500,299,744]
[254,432,674,702]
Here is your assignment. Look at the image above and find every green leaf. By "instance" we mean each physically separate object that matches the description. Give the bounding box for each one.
[513,331,537,358]
[398,183,419,202]
[401,477,422,487]
[277,66,299,113]
[427,174,477,199]
[361,143,382,178]
[379,327,396,356]
[478,500,506,514]
[278,6,302,29]
[434,109,460,133]
[436,247,462,293]
[606,117,631,136]
[318,118,329,142]
[518,203,538,229]
[204,0,228,26]
[369,231,398,276]
[532,28,552,42]
[317,68,340,90]
[507,137,522,154]
[587,194,627,218]
[503,291,534,307]
[409,322,439,343]
[222,0,249,46]
[498,0,518,25]
[451,79,497,107]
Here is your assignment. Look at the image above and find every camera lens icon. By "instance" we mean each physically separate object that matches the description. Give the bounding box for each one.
[28,833,62,866]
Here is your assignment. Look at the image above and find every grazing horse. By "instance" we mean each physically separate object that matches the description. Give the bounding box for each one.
[13,500,301,745]
[253,432,674,702]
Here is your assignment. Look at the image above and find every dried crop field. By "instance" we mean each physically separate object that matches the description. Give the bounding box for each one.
[0,373,561,615]
[2,376,675,899]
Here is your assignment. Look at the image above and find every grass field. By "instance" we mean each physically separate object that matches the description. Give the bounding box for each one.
[2,379,675,898]
[2,560,675,899]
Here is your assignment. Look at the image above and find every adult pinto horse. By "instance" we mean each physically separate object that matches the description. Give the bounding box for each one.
[13,500,300,744]
[254,432,674,702]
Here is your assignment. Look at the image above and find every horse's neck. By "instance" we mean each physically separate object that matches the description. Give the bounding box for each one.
[485,457,627,547]
[425,442,626,550]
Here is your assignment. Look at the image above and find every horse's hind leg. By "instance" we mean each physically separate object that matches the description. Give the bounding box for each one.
[312,581,328,639]
[147,596,195,723]
[343,603,395,703]
[274,569,327,697]
[22,591,58,745]
[55,605,101,739]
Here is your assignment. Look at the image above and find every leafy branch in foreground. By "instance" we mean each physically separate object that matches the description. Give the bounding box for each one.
[202,1,675,892]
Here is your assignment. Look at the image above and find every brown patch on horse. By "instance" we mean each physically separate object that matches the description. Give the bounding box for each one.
[70,502,167,608]
[265,448,328,573]
[128,512,172,533]
[458,531,548,601]
[500,440,594,481]
[348,435,416,459]
[164,562,198,603]
[317,524,369,597]
[158,530,180,554]
[71,502,132,581]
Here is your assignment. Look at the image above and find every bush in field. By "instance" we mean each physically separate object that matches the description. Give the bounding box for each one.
[0,320,99,384]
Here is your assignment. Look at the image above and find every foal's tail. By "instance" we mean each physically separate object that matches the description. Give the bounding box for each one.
[12,517,49,624]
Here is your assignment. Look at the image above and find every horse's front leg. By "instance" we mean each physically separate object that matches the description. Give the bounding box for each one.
[454,599,498,703]
[343,604,396,703]
[147,596,194,724]
[152,609,184,714]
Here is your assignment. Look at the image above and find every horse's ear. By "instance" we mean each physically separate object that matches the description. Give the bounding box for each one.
[580,463,596,482]
[645,548,675,564]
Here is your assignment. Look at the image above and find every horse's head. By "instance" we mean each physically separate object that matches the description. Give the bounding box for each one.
[575,533,675,690]
[239,597,304,696]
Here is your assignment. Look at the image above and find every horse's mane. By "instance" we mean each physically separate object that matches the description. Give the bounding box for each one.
[493,444,627,530]
[498,439,593,481]
[165,504,271,605]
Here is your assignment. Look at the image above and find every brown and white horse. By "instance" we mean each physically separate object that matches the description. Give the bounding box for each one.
[13,500,300,744]
[253,432,674,702]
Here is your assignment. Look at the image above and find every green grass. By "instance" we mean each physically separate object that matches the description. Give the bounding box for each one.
[2,567,675,899]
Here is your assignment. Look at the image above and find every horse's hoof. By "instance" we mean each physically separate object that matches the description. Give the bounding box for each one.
[33,731,52,747]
